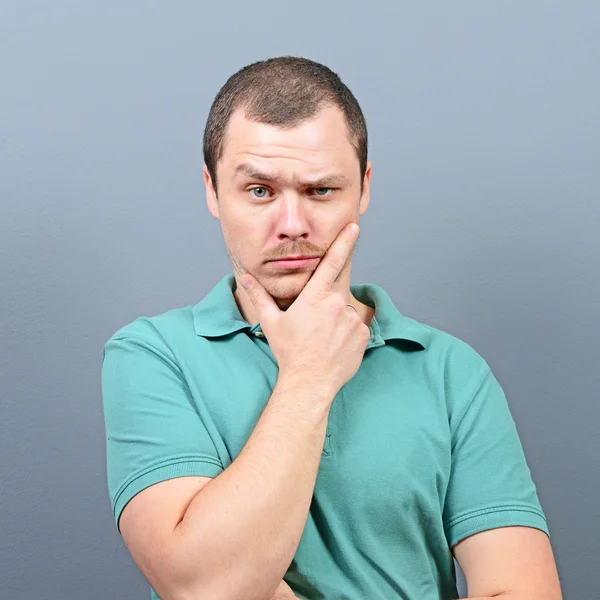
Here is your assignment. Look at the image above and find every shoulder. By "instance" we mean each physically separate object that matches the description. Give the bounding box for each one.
[402,316,493,411]
[103,304,197,366]
[428,325,490,377]
[105,304,195,344]
[398,311,491,378]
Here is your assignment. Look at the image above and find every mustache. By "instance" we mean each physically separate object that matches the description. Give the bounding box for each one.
[265,244,325,261]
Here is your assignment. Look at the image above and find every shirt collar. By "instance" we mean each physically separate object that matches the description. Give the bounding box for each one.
[193,274,431,349]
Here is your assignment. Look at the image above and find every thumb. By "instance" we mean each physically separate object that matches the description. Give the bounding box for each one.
[238,273,279,322]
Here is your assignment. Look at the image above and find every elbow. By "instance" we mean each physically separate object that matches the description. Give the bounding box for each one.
[168,583,232,600]
[155,567,241,600]
[150,578,217,600]
[140,541,271,600]
[151,569,232,600]
[135,554,218,600]
[172,571,278,600]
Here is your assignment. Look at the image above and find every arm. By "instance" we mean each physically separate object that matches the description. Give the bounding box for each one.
[116,223,365,600]
[120,374,333,600]
[452,526,563,599]
[270,580,299,599]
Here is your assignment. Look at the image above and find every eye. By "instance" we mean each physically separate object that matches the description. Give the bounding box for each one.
[312,187,334,197]
[249,187,271,199]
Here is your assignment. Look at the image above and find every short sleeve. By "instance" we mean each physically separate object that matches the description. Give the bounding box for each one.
[101,321,224,533]
[443,366,550,548]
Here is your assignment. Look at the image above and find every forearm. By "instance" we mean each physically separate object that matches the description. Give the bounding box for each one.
[459,595,515,599]
[268,579,300,599]
[169,375,333,600]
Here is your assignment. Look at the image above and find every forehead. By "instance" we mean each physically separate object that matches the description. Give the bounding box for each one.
[219,105,358,175]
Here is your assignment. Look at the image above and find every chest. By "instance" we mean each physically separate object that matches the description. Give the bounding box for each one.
[186,338,451,515]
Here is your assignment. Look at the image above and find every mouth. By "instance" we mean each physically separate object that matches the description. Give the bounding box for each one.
[268,257,321,269]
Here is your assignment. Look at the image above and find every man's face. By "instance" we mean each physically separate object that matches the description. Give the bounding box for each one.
[204,104,371,310]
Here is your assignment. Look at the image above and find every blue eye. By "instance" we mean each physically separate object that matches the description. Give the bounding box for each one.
[250,187,269,199]
[313,188,333,197]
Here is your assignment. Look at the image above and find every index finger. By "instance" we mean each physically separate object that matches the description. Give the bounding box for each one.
[305,223,359,294]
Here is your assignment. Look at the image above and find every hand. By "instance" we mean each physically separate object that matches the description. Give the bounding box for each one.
[238,222,370,398]
[268,579,299,599]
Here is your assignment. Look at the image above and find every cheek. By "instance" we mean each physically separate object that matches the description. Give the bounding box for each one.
[323,217,351,240]
[221,208,252,238]
[223,223,263,260]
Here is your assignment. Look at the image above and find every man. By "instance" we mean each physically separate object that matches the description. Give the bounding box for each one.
[101,56,562,600]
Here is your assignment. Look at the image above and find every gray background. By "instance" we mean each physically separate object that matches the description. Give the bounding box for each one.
[1,1,598,599]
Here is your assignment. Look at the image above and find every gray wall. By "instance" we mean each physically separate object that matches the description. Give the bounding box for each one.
[1,2,598,598]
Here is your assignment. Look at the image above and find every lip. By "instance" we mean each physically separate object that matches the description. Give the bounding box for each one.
[269,256,320,269]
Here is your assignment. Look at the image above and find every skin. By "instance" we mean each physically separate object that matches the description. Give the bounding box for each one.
[203,104,375,329]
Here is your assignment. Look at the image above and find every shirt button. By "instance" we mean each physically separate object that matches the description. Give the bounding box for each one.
[255,331,265,338]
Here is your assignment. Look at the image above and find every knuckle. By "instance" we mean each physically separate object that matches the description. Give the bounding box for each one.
[328,253,346,272]
[313,290,329,304]
[331,300,346,314]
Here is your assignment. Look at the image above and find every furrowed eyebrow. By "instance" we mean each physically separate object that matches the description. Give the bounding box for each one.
[308,174,352,188]
[234,163,351,188]
[234,164,279,183]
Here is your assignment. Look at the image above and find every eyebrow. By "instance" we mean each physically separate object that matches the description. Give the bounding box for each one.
[234,163,352,188]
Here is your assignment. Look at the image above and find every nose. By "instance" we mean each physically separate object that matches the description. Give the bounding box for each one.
[276,193,310,241]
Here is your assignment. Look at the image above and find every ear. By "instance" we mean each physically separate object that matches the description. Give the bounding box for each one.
[204,164,220,219]
[359,160,372,216]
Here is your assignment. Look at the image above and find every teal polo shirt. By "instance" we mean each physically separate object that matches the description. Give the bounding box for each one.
[101,274,550,600]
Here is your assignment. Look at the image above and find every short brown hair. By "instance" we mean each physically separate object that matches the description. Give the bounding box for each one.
[203,56,368,193]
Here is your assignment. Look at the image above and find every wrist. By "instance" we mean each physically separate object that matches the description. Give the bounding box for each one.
[274,371,336,412]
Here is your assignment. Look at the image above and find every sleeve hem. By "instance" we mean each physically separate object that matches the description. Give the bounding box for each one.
[112,457,224,533]
[445,505,550,549]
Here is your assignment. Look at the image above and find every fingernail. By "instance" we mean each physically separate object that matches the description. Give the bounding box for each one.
[240,277,251,290]
[350,224,359,234]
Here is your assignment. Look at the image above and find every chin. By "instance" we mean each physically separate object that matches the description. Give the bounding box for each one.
[265,272,310,300]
